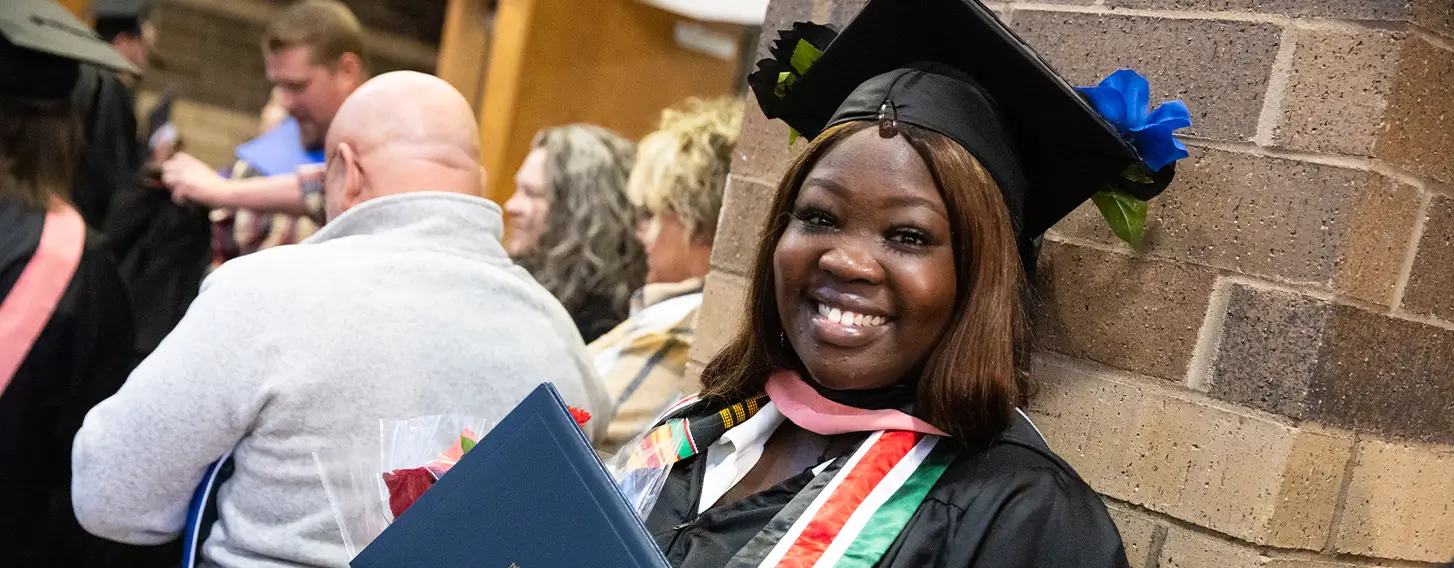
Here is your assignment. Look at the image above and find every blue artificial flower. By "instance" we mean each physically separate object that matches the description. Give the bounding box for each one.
[1078,69,1192,172]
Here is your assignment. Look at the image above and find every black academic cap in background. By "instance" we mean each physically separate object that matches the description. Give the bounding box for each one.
[92,0,153,41]
[748,0,1167,241]
[0,0,138,99]
[92,0,153,19]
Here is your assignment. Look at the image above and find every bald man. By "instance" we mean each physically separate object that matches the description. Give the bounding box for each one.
[71,72,611,567]
[318,71,485,221]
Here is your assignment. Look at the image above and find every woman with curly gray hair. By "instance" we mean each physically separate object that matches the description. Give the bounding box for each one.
[504,124,646,343]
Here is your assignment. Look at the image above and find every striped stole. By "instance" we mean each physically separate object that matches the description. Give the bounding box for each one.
[636,395,960,567]
[726,431,958,568]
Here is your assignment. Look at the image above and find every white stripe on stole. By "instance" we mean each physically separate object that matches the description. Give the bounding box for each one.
[1015,408,1049,444]
[812,435,939,567]
[757,431,886,567]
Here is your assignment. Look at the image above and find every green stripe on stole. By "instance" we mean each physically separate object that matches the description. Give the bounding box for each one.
[834,441,960,567]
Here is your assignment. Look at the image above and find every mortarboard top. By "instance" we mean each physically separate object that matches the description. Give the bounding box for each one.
[91,0,153,20]
[0,0,138,99]
[92,0,153,43]
[747,0,1179,244]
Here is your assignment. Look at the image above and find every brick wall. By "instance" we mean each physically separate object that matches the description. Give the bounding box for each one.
[691,0,1454,566]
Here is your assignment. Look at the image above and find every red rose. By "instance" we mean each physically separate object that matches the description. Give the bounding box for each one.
[382,467,436,518]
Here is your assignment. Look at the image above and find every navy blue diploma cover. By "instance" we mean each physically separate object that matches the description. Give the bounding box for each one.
[351,384,670,568]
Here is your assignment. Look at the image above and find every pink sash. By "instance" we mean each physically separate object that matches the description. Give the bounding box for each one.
[0,197,86,394]
[765,371,948,437]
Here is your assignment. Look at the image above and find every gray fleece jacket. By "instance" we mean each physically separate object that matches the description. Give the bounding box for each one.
[72,192,611,567]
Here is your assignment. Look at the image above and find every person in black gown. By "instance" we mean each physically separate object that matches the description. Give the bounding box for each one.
[621,0,1192,566]
[74,0,213,356]
[0,1,177,565]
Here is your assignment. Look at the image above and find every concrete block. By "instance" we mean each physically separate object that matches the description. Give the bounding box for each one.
[1106,0,1411,20]
[1031,357,1352,549]
[1333,176,1423,307]
[1033,241,1218,382]
[689,271,750,365]
[1333,438,1454,562]
[1208,284,1331,418]
[1051,148,1370,287]
[1275,28,1404,157]
[1400,196,1454,321]
[709,176,779,277]
[1307,305,1454,445]
[732,97,809,185]
[1159,525,1267,568]
[1105,501,1162,568]
[1374,37,1454,185]
[1011,11,1282,141]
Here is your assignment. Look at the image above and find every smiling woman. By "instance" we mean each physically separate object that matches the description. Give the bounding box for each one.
[619,0,1195,566]
[713,120,1026,443]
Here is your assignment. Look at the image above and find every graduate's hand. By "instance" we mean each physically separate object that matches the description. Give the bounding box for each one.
[162,152,225,206]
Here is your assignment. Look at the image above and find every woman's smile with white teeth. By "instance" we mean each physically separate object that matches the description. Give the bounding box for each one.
[816,302,887,327]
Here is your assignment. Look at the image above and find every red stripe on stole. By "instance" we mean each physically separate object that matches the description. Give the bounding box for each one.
[777,431,923,568]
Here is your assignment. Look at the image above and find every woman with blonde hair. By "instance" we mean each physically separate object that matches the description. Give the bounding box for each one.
[589,97,744,453]
[505,124,646,343]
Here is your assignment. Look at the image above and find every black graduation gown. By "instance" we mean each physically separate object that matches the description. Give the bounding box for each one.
[72,64,212,354]
[102,178,211,354]
[645,411,1130,567]
[0,202,178,567]
[70,64,139,231]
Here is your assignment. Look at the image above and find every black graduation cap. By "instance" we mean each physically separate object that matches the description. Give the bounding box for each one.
[747,0,1179,245]
[92,0,153,19]
[92,0,153,42]
[0,0,138,99]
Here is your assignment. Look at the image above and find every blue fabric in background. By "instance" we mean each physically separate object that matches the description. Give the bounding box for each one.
[235,117,327,177]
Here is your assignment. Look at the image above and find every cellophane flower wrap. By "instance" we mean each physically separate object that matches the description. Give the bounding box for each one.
[313,415,490,557]
[602,396,694,521]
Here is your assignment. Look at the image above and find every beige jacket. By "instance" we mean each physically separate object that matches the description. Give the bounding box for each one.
[588,278,704,454]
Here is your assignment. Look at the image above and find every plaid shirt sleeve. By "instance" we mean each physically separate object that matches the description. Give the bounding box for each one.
[591,310,699,455]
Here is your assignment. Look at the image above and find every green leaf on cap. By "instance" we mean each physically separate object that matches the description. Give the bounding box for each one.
[789,127,801,146]
[790,39,823,75]
[460,435,477,455]
[1121,162,1155,184]
[775,71,795,98]
[1091,189,1148,246]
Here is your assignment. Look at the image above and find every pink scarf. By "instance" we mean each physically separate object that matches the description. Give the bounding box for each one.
[765,371,948,437]
[0,197,85,391]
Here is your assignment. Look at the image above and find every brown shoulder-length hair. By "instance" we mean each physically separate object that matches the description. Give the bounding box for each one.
[698,120,1029,445]
[0,96,82,210]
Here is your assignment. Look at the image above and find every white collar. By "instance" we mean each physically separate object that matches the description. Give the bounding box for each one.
[715,401,784,452]
[698,402,787,514]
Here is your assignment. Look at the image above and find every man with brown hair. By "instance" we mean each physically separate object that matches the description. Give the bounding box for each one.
[161,0,366,227]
